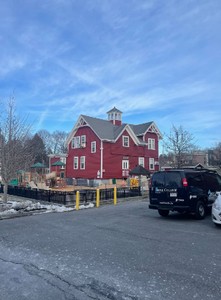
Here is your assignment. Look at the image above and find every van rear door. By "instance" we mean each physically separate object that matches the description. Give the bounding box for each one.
[164,172,184,204]
[150,172,165,205]
[150,171,184,209]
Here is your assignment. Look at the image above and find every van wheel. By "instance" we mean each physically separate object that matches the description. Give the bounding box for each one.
[195,201,206,220]
[158,209,169,217]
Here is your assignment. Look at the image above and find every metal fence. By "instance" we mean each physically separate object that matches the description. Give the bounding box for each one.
[1,185,141,205]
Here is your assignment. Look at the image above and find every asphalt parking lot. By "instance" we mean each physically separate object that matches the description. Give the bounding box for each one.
[0,199,220,300]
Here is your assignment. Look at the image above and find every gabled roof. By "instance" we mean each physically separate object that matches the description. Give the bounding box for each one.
[66,114,162,145]
[130,122,162,139]
[130,122,153,136]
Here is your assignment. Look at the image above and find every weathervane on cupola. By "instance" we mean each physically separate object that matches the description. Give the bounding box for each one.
[106,107,122,126]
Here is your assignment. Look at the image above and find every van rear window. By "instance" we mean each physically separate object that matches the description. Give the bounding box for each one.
[165,172,182,188]
[152,173,164,188]
[152,172,182,188]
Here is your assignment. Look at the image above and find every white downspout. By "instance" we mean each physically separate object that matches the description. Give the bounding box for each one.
[100,140,103,179]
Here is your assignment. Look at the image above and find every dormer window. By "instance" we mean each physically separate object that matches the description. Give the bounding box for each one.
[123,136,129,147]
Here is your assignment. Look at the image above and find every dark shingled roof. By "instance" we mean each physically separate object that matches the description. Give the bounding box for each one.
[130,122,153,136]
[82,115,116,140]
[81,115,153,141]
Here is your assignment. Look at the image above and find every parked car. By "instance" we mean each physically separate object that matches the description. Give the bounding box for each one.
[211,192,221,226]
[149,169,221,219]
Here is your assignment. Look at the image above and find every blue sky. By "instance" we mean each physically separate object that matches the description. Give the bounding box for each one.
[0,0,220,150]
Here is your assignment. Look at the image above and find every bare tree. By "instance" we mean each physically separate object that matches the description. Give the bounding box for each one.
[0,98,33,202]
[37,129,53,154]
[38,129,68,154]
[51,130,68,154]
[163,125,196,168]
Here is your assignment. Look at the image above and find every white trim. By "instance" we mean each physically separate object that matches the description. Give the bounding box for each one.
[100,141,103,179]
[115,124,140,145]
[122,135,129,147]
[138,157,145,167]
[80,156,85,170]
[74,157,78,169]
[72,136,80,149]
[91,141,96,153]
[148,138,155,150]
[149,158,155,170]
[81,135,86,147]
[122,159,129,169]
[145,122,163,139]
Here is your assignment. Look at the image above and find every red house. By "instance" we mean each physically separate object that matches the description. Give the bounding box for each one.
[66,107,162,181]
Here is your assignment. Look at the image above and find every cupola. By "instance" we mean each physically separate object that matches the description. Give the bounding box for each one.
[106,107,122,126]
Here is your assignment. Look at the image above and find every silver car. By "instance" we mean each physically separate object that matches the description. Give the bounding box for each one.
[212,192,221,226]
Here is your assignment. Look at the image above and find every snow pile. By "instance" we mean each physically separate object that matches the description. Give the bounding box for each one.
[0,197,94,219]
[78,203,94,210]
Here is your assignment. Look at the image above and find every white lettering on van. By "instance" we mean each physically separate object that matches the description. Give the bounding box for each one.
[190,195,197,199]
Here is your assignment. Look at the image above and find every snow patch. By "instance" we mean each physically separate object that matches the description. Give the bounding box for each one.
[0,198,94,218]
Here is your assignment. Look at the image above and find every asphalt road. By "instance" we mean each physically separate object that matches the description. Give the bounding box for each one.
[0,199,220,300]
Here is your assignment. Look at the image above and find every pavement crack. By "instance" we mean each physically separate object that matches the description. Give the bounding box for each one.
[0,256,137,299]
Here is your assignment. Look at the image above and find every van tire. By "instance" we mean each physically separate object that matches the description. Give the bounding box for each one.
[158,209,169,217]
[195,201,206,220]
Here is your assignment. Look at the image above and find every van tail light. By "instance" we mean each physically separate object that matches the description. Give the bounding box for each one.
[182,178,188,187]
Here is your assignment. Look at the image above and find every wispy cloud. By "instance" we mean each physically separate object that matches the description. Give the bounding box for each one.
[0,0,220,149]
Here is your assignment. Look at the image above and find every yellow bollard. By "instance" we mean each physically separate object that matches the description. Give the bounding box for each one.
[96,189,100,208]
[114,186,117,205]
[76,191,80,210]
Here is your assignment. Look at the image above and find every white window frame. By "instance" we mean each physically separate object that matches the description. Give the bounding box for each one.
[74,157,78,169]
[91,141,96,153]
[148,138,155,150]
[138,157,144,167]
[123,136,129,147]
[80,156,85,170]
[149,158,155,170]
[122,159,129,169]
[81,135,86,147]
[72,136,81,149]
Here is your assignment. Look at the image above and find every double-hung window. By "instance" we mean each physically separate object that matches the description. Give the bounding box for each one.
[80,156,85,169]
[72,136,80,148]
[122,160,129,169]
[138,157,144,167]
[149,158,155,170]
[74,157,78,169]
[123,136,129,147]
[81,135,86,147]
[91,141,96,153]
[148,138,155,150]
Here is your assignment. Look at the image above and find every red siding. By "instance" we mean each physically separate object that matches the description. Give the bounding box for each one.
[66,127,160,180]
[66,126,101,179]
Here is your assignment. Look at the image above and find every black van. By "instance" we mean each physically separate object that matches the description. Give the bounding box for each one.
[149,169,221,219]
